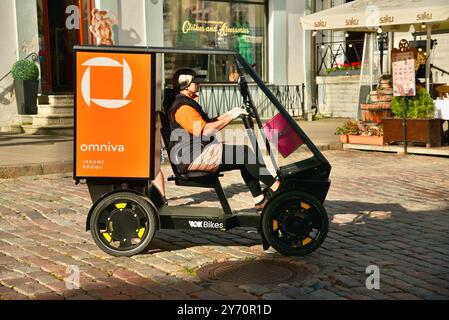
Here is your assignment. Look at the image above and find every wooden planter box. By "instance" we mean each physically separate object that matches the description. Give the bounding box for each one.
[361,102,391,110]
[347,135,384,145]
[377,88,393,95]
[361,103,392,124]
[370,94,393,102]
[382,118,443,147]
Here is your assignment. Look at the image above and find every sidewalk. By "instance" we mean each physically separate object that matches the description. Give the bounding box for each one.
[0,118,347,179]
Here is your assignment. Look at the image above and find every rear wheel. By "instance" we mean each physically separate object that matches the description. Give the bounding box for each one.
[262,190,328,257]
[90,192,157,257]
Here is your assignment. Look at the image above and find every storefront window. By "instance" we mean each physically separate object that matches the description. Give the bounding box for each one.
[163,0,266,83]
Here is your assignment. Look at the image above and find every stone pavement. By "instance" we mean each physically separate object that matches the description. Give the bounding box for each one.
[0,150,448,300]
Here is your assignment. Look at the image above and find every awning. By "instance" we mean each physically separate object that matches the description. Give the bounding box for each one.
[300,0,449,31]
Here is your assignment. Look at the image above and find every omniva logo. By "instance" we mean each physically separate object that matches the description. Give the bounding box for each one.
[80,142,125,153]
[81,57,132,109]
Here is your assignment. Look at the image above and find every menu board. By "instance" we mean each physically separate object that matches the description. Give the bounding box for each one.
[392,40,417,97]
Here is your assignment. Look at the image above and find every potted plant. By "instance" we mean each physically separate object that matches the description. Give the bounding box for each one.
[326,62,362,76]
[382,89,442,147]
[361,102,393,124]
[335,120,361,143]
[12,59,39,115]
[348,125,384,146]
[335,120,384,145]
[335,126,349,143]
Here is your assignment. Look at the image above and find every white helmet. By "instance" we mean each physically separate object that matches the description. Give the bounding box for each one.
[172,68,205,90]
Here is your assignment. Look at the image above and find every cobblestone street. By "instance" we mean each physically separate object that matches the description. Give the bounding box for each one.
[0,150,448,300]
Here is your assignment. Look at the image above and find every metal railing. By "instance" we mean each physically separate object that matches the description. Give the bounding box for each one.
[0,52,39,83]
[431,64,449,77]
[199,83,305,119]
[316,40,364,75]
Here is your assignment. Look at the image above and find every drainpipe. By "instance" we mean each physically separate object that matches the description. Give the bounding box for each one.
[425,24,432,93]
[78,0,86,45]
[387,32,393,74]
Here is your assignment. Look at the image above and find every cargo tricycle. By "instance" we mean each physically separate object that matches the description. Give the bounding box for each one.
[74,46,331,257]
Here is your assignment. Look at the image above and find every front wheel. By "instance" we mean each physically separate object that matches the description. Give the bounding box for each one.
[262,190,329,257]
[89,192,157,257]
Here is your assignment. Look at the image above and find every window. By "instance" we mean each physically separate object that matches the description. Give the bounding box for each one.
[163,0,267,83]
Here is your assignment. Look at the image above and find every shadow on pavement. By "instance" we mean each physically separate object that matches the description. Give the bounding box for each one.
[29,199,449,300]
[3,191,449,300]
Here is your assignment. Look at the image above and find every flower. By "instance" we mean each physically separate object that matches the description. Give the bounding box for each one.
[335,121,384,137]
[326,61,362,74]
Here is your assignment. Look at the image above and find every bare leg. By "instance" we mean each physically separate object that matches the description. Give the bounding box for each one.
[154,171,166,197]
[270,180,281,192]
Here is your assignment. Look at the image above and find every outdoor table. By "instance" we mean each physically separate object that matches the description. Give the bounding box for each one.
[434,100,449,120]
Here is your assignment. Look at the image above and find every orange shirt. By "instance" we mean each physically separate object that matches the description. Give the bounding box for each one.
[174,105,207,136]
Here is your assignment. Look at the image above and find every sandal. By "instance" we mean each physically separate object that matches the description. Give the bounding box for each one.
[263,187,274,199]
[255,195,269,214]
[263,182,282,200]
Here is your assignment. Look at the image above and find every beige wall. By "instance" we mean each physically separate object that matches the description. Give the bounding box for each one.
[97,0,165,47]
[267,0,308,85]
[117,0,146,46]
[0,0,19,127]
[317,75,361,118]
[287,0,306,85]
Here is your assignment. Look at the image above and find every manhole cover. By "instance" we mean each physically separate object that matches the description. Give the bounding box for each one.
[197,260,311,285]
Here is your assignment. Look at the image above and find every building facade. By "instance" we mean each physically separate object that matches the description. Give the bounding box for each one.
[1,0,448,128]
[0,0,314,128]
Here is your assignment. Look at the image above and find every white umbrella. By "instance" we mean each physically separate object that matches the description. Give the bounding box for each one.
[300,0,449,31]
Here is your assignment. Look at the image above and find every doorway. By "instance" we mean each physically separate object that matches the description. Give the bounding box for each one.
[37,0,93,94]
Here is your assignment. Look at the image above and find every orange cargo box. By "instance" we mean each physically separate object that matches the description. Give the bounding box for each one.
[74,49,160,180]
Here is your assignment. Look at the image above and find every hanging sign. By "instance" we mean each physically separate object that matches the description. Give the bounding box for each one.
[392,40,417,97]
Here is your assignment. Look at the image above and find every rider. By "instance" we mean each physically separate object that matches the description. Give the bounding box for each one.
[167,68,281,212]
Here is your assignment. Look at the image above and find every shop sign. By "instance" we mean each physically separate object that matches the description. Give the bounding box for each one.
[345,18,359,26]
[416,12,433,21]
[182,20,250,37]
[313,20,327,28]
[380,15,394,24]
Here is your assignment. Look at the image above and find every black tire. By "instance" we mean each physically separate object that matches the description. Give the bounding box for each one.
[89,192,157,257]
[262,190,328,257]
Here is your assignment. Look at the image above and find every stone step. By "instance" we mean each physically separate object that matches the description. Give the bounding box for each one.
[38,104,74,115]
[0,125,24,135]
[13,115,34,125]
[21,124,74,136]
[38,94,74,106]
[32,114,74,126]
